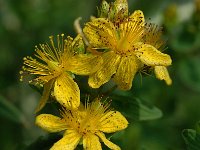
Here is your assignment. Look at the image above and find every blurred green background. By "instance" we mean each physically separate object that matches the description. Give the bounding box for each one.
[0,0,200,149]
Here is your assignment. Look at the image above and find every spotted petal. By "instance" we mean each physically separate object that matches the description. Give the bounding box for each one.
[99,111,128,133]
[154,66,172,85]
[83,18,117,48]
[113,55,141,90]
[135,44,172,66]
[67,54,103,75]
[50,129,81,150]
[96,132,121,150]
[88,51,121,88]
[129,10,145,23]
[83,134,102,150]
[35,114,67,132]
[54,73,80,109]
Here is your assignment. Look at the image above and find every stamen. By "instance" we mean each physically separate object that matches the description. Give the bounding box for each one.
[143,23,166,51]
[60,98,113,135]
[21,34,67,84]
[116,19,145,54]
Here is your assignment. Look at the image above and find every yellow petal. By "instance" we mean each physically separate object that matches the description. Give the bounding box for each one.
[134,44,172,66]
[50,129,81,150]
[54,73,80,109]
[35,114,67,132]
[99,111,128,133]
[35,79,54,113]
[83,134,102,150]
[154,66,172,85]
[96,132,121,150]
[129,10,145,23]
[113,55,141,90]
[88,51,121,88]
[83,18,117,48]
[67,54,103,75]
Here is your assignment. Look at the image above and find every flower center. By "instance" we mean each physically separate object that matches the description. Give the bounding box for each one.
[62,100,109,136]
[47,61,62,73]
[113,20,145,56]
[116,37,132,55]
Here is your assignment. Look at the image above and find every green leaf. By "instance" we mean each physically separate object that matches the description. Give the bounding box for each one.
[0,95,25,124]
[182,129,200,150]
[137,98,163,120]
[111,95,163,121]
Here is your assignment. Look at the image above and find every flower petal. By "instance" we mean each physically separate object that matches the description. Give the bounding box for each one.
[154,66,172,85]
[50,129,81,150]
[67,54,103,75]
[83,134,102,150]
[99,111,128,133]
[88,51,121,88]
[35,79,54,113]
[54,73,80,109]
[35,114,67,132]
[83,18,117,48]
[134,44,172,66]
[113,55,141,90]
[96,132,121,150]
[129,10,145,23]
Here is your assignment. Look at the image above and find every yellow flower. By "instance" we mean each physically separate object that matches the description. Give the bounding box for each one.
[142,24,172,85]
[83,10,172,90]
[20,34,102,112]
[35,98,128,150]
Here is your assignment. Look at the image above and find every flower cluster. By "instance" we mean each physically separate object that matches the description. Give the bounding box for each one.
[20,0,172,149]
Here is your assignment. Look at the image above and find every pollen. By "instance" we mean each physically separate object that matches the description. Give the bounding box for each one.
[61,98,112,135]
[142,23,166,51]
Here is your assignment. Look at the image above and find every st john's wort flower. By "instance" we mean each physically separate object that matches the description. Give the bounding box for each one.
[36,98,128,150]
[83,9,172,90]
[20,34,102,112]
